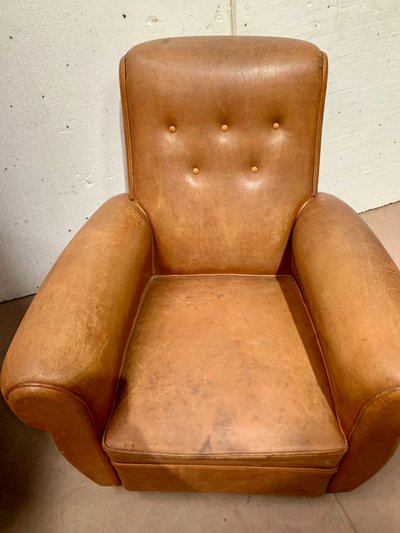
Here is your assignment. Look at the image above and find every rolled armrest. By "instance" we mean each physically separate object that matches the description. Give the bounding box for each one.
[1,193,152,484]
[293,193,400,491]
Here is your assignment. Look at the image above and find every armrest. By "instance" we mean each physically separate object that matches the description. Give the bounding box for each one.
[292,193,400,491]
[1,193,152,484]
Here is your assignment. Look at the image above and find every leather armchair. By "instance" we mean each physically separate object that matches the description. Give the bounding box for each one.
[2,36,400,496]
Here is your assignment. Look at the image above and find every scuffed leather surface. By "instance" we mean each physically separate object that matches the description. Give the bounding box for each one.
[3,36,398,494]
[293,193,400,491]
[8,386,120,485]
[1,194,152,485]
[122,36,327,274]
[328,389,400,492]
[104,275,346,468]
[113,462,337,496]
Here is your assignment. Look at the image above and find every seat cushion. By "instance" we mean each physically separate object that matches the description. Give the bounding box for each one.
[104,275,347,468]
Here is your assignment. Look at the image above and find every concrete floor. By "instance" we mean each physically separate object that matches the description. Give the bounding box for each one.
[0,201,400,533]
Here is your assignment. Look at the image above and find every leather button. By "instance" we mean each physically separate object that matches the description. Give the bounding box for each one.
[221,124,229,132]
[192,167,199,175]
[251,166,259,173]
[272,122,280,130]
[169,125,176,133]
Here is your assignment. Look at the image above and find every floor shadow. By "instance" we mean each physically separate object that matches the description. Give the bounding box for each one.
[0,295,51,530]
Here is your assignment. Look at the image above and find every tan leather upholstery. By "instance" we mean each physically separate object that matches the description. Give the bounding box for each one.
[104,276,346,468]
[2,36,400,495]
[113,464,338,496]
[292,193,400,492]
[1,195,152,485]
[122,37,327,274]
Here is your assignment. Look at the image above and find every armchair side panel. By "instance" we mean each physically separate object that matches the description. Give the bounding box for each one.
[293,193,400,491]
[1,194,153,483]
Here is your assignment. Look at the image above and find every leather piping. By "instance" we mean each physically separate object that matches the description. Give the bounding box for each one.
[120,55,134,200]
[101,278,155,450]
[290,196,318,275]
[132,199,156,275]
[112,461,339,474]
[150,273,293,279]
[293,195,317,226]
[290,276,348,450]
[312,51,328,195]
[346,386,400,442]
[7,382,101,436]
[105,448,346,461]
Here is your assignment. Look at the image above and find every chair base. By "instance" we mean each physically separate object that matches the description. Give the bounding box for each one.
[112,462,337,496]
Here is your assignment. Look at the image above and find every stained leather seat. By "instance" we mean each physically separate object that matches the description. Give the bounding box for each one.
[104,276,346,468]
[2,36,400,496]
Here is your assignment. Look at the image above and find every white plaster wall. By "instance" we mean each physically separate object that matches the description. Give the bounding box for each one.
[1,0,399,301]
[0,1,231,301]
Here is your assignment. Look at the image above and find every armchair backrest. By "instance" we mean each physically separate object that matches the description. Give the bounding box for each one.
[121,36,327,274]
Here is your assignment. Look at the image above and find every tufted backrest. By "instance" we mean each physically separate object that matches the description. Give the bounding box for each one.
[121,37,327,274]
